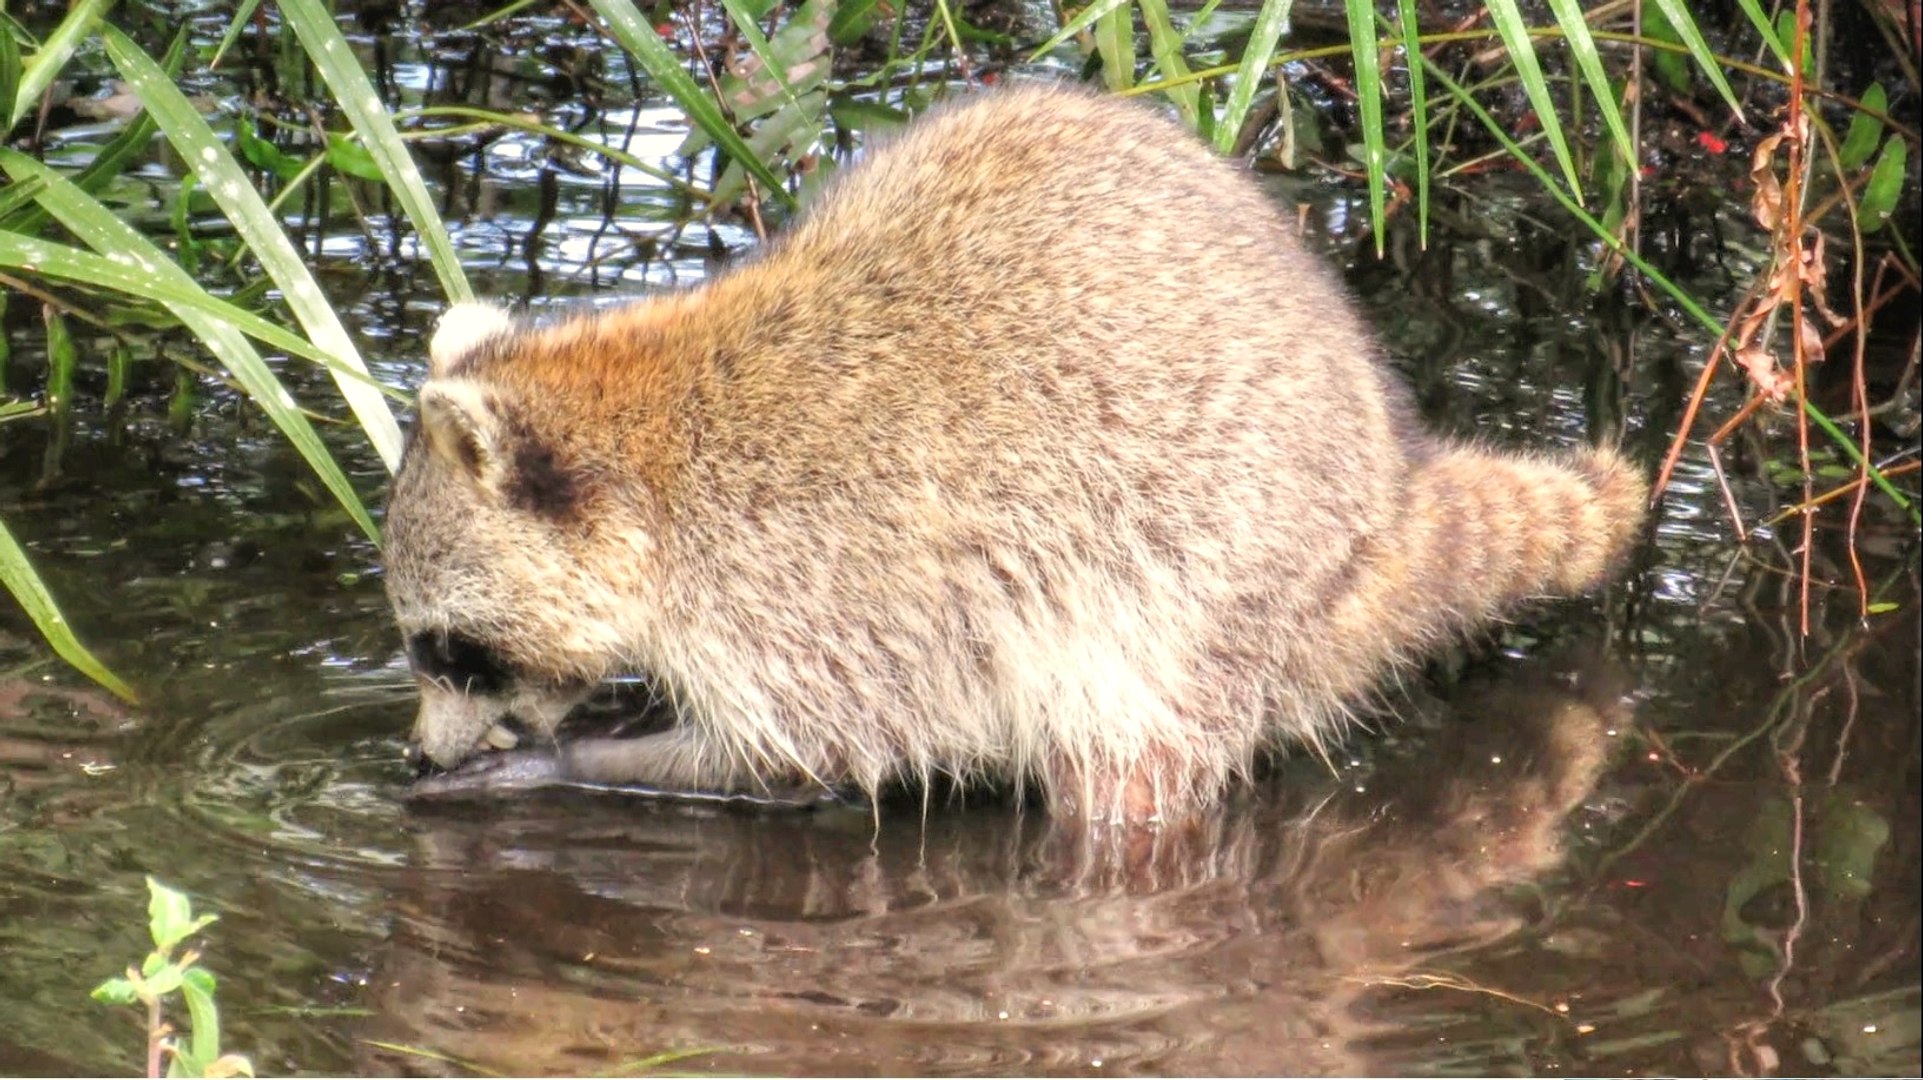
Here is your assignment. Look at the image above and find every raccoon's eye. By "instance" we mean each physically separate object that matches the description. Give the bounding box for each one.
[407,629,515,694]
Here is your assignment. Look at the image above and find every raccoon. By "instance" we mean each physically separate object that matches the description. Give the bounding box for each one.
[383,82,1648,824]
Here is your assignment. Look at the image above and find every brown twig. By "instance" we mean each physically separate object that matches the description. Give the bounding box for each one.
[1783,0,1816,637]
[1650,281,1761,505]
[1761,459,1923,527]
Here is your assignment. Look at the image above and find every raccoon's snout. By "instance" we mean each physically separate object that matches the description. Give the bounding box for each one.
[405,712,532,777]
[407,673,593,780]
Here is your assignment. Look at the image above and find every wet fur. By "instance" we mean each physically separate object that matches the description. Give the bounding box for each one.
[383,83,1648,823]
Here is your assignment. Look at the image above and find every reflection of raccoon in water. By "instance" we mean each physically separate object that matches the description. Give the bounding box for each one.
[383,83,1647,825]
[367,662,1627,1075]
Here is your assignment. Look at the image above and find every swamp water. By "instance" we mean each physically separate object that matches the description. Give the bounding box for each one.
[2,12,1919,1078]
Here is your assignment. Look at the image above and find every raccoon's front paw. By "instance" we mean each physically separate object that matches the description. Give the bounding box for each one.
[408,749,567,798]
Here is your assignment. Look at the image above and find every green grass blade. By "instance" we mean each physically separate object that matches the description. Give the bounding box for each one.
[0,171,42,222]
[397,106,707,196]
[716,0,803,102]
[0,151,381,541]
[585,0,796,209]
[1213,0,1294,153]
[1482,0,1582,199]
[1541,0,1633,166]
[6,0,112,131]
[1135,0,1201,130]
[1341,0,1388,253]
[0,21,21,129]
[278,0,473,303]
[100,25,404,472]
[1645,0,1746,119]
[208,0,265,69]
[0,516,136,701]
[0,235,401,399]
[1731,0,1789,66]
[1027,0,1133,62]
[0,27,187,236]
[1393,0,1429,243]
[1094,1,1137,91]
[0,229,404,402]
[1420,56,1917,524]
[43,306,75,423]
[692,0,831,203]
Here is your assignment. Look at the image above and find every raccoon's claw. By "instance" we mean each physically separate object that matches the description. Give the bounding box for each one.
[407,749,567,798]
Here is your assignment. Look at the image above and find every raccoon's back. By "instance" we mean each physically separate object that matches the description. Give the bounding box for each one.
[687,85,1415,603]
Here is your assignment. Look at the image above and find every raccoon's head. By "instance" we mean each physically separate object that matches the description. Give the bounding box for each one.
[384,302,658,773]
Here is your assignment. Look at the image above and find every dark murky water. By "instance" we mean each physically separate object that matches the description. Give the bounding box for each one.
[3,10,1919,1077]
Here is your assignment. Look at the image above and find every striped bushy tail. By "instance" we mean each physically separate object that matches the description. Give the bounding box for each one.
[1319,443,1649,704]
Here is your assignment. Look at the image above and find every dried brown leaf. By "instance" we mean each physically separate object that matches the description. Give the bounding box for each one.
[1738,344,1794,403]
[1750,133,1786,231]
[1795,312,1827,364]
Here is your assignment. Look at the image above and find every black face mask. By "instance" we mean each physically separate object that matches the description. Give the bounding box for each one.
[407,628,517,695]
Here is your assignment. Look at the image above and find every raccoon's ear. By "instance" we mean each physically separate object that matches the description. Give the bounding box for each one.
[418,379,504,485]
[429,301,516,378]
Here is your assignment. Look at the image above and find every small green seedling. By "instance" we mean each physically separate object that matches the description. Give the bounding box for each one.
[92,877,254,1079]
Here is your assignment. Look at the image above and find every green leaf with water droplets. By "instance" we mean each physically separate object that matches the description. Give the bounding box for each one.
[99,26,405,473]
[0,518,136,701]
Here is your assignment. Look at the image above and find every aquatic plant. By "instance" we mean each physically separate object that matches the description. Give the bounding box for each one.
[91,877,255,1079]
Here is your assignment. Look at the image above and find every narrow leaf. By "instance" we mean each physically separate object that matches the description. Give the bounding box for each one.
[1482,0,1583,198]
[1341,0,1387,253]
[0,151,384,542]
[1027,0,1133,62]
[1731,0,1788,65]
[0,28,189,236]
[1213,0,1293,153]
[1542,0,1634,166]
[1394,0,1429,243]
[1136,0,1202,130]
[1647,0,1746,120]
[1773,10,1814,74]
[0,225,401,398]
[180,968,223,1069]
[1419,54,1917,524]
[278,0,474,303]
[0,517,135,701]
[716,0,809,110]
[586,0,796,208]
[100,26,404,471]
[6,0,112,131]
[105,343,132,409]
[42,306,74,416]
[1093,1,1136,92]
[0,19,22,127]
